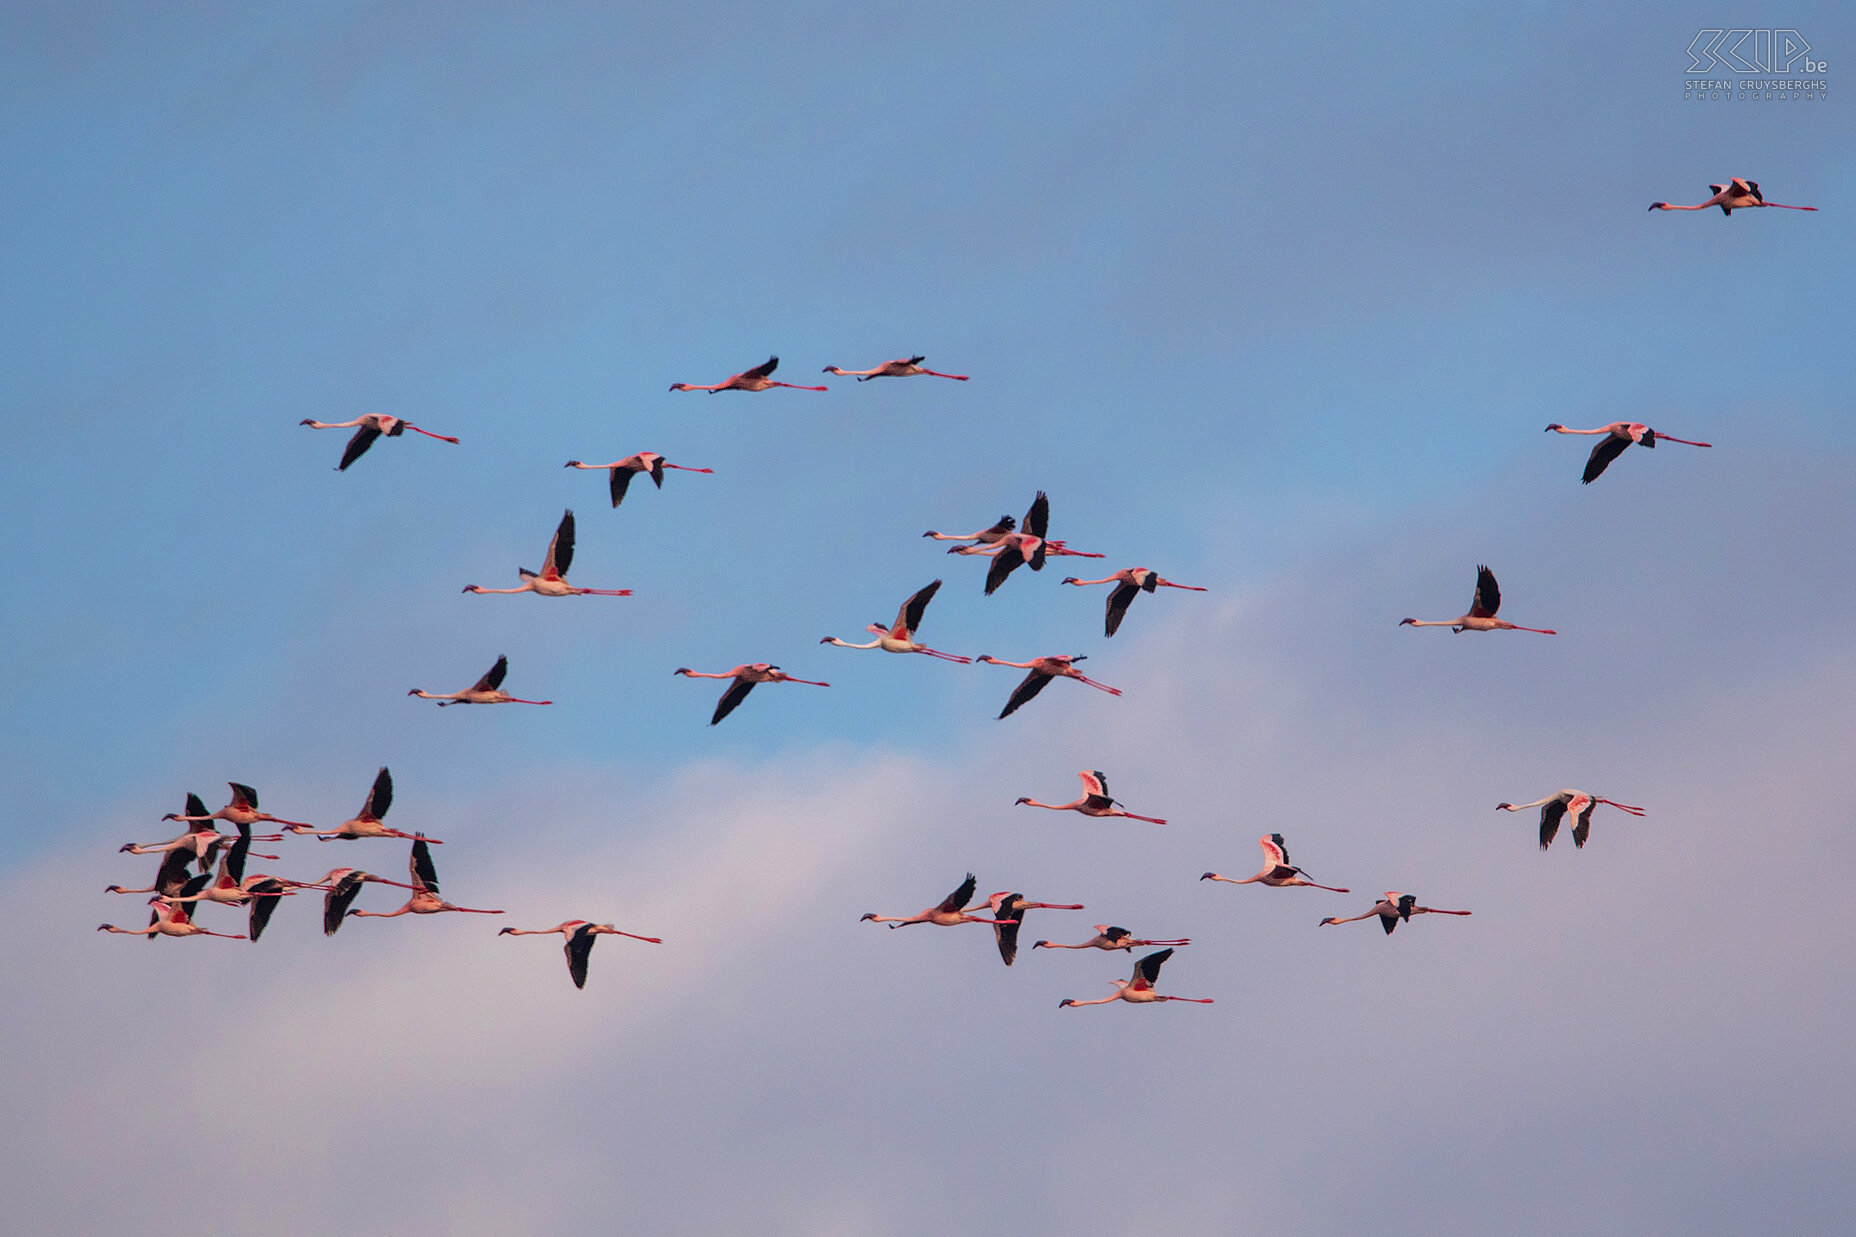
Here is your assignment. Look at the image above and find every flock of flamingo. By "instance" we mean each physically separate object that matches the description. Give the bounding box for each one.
[99,181,1811,1000]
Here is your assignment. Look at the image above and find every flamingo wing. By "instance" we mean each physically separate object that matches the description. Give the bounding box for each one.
[184,792,211,822]
[224,830,251,885]
[364,767,393,821]
[1571,797,1598,849]
[409,837,439,895]
[1023,491,1050,540]
[648,457,666,487]
[1101,926,1132,945]
[984,544,1027,595]
[745,356,780,380]
[565,924,597,989]
[937,873,979,915]
[1539,798,1568,850]
[544,510,576,579]
[1133,947,1173,990]
[710,678,757,725]
[472,656,509,693]
[153,848,196,896]
[248,880,286,941]
[324,874,366,935]
[1103,581,1140,637]
[338,426,383,470]
[994,900,1026,965]
[998,668,1052,719]
[228,782,259,811]
[1260,834,1289,868]
[1470,566,1501,618]
[1582,435,1631,484]
[897,579,941,637]
[609,467,637,508]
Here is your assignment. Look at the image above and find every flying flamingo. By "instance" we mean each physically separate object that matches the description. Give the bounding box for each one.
[313,868,420,935]
[1544,422,1713,484]
[1649,178,1816,214]
[673,663,830,725]
[464,509,631,598]
[957,492,1103,593]
[1015,770,1165,824]
[106,845,208,899]
[163,782,308,833]
[409,655,552,706]
[976,654,1120,719]
[347,836,503,921]
[1201,834,1349,892]
[1400,565,1556,634]
[859,873,1014,929]
[1496,790,1646,850]
[820,579,970,663]
[98,897,246,941]
[1321,892,1471,934]
[974,891,1086,966]
[285,767,441,843]
[1032,925,1191,952]
[822,356,969,381]
[669,356,827,393]
[299,414,460,471]
[1057,948,1213,1008]
[499,920,664,989]
[1061,568,1207,637]
[564,453,713,508]
[923,514,1015,545]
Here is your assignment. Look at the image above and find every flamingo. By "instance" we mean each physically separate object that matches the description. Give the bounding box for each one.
[1496,790,1646,851]
[1321,892,1471,934]
[859,873,1014,929]
[499,920,663,989]
[299,414,459,471]
[106,844,207,898]
[313,868,419,935]
[564,453,713,508]
[1061,568,1207,637]
[1400,565,1556,634]
[163,782,308,833]
[286,767,440,843]
[673,664,830,726]
[820,579,971,663]
[1649,178,1816,214]
[1032,926,1191,952]
[409,655,553,706]
[464,509,631,598]
[98,897,246,940]
[960,492,1103,593]
[1015,770,1165,824]
[1201,834,1349,892]
[822,356,969,381]
[1544,422,1712,484]
[976,654,1120,719]
[923,514,1015,544]
[974,891,1086,966]
[347,836,503,920]
[1057,948,1213,1008]
[669,356,827,393]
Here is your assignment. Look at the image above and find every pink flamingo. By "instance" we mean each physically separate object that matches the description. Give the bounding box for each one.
[99,897,246,941]
[1649,178,1816,214]
[564,453,713,508]
[1400,565,1556,634]
[860,873,1015,929]
[1058,948,1213,1008]
[409,655,552,706]
[1015,770,1165,824]
[1061,567,1206,637]
[822,356,969,381]
[974,891,1086,966]
[1201,834,1348,892]
[299,414,459,470]
[669,356,827,393]
[1321,892,1471,934]
[673,663,829,726]
[1496,790,1646,851]
[820,579,970,663]
[1032,925,1191,953]
[163,782,308,833]
[464,509,631,598]
[923,514,1015,545]
[1544,422,1712,484]
[976,654,1120,719]
[347,836,502,921]
[286,767,441,843]
[499,920,663,989]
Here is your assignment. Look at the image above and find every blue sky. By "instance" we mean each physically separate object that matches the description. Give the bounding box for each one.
[2,4,1852,1234]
